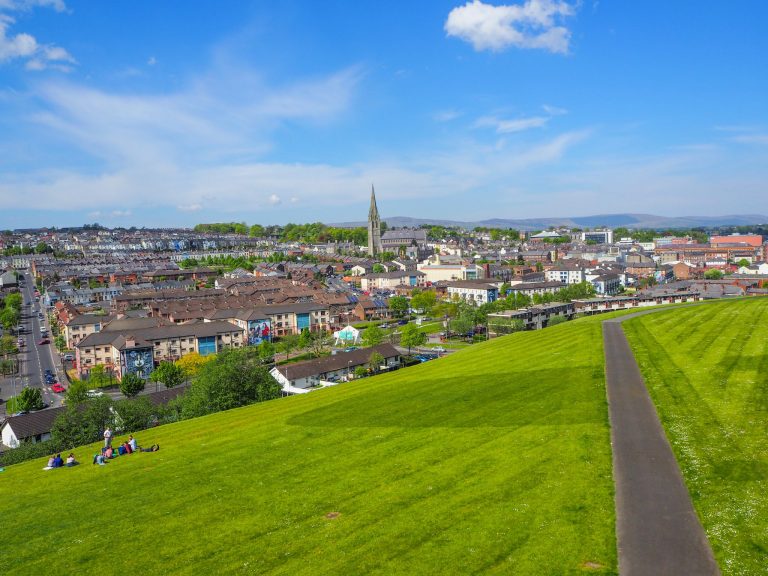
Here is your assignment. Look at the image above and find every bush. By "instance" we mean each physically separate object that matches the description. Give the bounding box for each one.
[0,439,60,467]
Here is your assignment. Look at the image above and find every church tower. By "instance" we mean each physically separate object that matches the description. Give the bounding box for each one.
[367,185,382,256]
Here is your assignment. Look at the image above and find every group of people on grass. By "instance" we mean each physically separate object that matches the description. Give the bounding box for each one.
[45,453,77,469]
[94,428,159,465]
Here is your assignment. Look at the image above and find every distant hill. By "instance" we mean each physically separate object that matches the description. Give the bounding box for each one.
[333,213,768,231]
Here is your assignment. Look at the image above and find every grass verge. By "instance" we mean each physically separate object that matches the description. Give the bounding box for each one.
[624,298,768,575]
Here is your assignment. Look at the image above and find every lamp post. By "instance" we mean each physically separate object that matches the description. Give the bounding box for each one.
[347,360,352,381]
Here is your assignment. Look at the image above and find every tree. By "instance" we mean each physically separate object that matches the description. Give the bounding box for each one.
[52,396,114,449]
[368,351,385,374]
[400,323,426,354]
[372,263,386,273]
[113,396,155,432]
[120,372,146,398]
[181,347,281,419]
[257,340,275,364]
[1,334,18,355]
[737,258,750,268]
[388,295,409,317]
[17,387,44,411]
[87,364,111,388]
[353,366,368,378]
[362,324,384,347]
[410,290,436,315]
[308,330,331,358]
[450,313,475,339]
[175,352,214,378]
[298,328,313,350]
[276,334,299,361]
[0,307,20,330]
[54,335,67,352]
[66,379,90,405]
[704,269,724,280]
[150,361,186,389]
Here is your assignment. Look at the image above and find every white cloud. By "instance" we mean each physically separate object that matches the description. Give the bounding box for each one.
[147,56,157,66]
[475,114,550,133]
[177,203,202,212]
[0,6,75,70]
[290,197,299,204]
[731,134,768,145]
[268,194,282,205]
[433,109,462,122]
[110,209,132,217]
[445,0,576,54]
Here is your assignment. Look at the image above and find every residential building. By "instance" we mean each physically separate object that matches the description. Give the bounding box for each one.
[446,281,499,305]
[360,271,426,291]
[581,229,614,244]
[545,261,587,284]
[270,343,400,391]
[63,313,109,349]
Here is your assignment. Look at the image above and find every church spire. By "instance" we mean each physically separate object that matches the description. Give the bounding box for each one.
[368,184,380,222]
[367,184,382,256]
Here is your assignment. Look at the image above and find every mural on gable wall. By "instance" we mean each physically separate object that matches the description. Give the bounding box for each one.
[247,320,272,346]
[121,347,154,379]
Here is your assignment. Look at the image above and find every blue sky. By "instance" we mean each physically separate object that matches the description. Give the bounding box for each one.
[0,0,766,229]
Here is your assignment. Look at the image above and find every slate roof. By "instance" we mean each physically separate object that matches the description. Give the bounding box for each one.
[1,407,65,441]
[273,343,400,380]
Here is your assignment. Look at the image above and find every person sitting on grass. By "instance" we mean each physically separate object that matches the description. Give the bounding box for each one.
[104,446,114,459]
[47,455,56,468]
[140,444,160,452]
[128,435,137,452]
[66,453,77,467]
[52,453,64,468]
[123,440,133,454]
[92,454,106,465]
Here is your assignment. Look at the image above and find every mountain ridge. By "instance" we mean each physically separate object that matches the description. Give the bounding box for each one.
[333,213,768,231]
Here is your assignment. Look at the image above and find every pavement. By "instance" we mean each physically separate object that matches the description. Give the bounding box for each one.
[603,315,720,576]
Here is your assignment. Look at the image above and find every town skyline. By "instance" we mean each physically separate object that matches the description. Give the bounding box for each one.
[2,1,767,228]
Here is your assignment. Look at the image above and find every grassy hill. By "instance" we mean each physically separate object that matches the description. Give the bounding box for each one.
[624,298,768,576]
[1,316,617,576]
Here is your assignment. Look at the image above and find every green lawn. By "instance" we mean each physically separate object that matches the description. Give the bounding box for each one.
[623,298,768,576]
[1,316,617,575]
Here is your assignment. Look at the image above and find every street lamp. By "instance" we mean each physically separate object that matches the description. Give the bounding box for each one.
[347,360,352,381]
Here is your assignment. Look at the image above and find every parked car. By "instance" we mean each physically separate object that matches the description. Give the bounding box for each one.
[86,390,104,398]
[51,383,66,393]
[63,353,74,361]
[397,319,408,326]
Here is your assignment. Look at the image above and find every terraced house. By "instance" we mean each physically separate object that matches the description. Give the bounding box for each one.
[75,319,245,379]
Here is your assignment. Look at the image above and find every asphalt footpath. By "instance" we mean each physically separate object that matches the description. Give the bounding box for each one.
[603,317,720,576]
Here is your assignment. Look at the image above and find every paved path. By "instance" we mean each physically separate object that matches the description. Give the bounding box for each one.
[603,315,720,576]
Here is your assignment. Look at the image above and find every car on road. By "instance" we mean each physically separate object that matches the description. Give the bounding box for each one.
[63,353,74,361]
[86,389,104,398]
[51,383,66,393]
[37,338,50,345]
[397,319,408,326]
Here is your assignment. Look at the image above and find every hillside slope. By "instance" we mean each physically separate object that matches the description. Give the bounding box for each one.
[1,318,617,576]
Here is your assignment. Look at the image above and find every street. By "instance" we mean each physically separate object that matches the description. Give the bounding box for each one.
[0,270,64,416]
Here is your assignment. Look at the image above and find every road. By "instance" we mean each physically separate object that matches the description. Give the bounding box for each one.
[0,270,64,416]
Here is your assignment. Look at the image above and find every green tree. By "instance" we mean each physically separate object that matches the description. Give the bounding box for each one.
[704,268,724,279]
[362,324,385,347]
[150,361,186,389]
[113,397,156,432]
[298,328,313,350]
[487,317,525,335]
[181,347,281,419]
[65,379,90,405]
[410,290,436,314]
[400,323,426,354]
[4,292,22,310]
[1,334,18,354]
[372,263,386,273]
[0,307,20,330]
[737,259,750,268]
[353,366,368,378]
[368,351,385,373]
[52,396,114,449]
[88,364,110,388]
[120,372,146,398]
[276,334,300,361]
[308,330,331,358]
[54,335,67,352]
[388,295,409,317]
[257,340,275,364]
[17,387,44,411]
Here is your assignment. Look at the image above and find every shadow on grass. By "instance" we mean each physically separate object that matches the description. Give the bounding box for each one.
[288,367,606,429]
